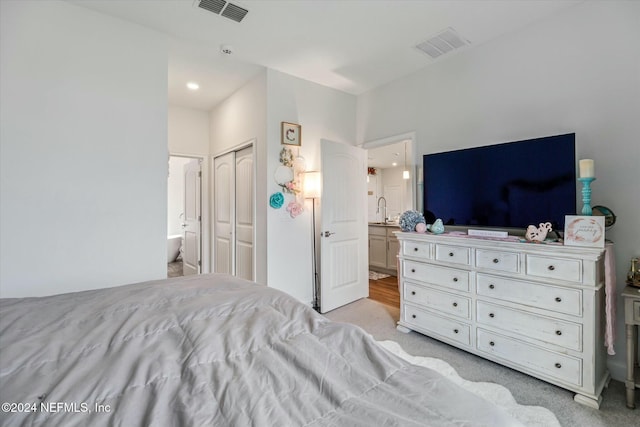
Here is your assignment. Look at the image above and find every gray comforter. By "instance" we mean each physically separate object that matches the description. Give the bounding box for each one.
[0,274,522,426]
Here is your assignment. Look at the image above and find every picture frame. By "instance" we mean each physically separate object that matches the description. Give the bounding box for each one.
[563,215,605,248]
[281,122,301,146]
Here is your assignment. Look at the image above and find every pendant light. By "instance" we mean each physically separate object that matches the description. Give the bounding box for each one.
[402,141,410,180]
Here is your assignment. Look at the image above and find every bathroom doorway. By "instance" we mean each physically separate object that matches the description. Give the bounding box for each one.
[362,132,417,310]
[167,155,203,277]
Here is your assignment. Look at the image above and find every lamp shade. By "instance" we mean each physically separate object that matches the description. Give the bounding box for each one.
[303,171,321,199]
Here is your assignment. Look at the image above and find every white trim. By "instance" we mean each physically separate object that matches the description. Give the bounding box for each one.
[168,153,210,274]
[211,139,257,281]
[362,131,418,210]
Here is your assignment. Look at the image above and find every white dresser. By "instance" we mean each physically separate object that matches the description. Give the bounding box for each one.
[395,231,609,408]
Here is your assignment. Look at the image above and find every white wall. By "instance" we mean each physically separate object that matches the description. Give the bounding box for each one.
[168,105,210,155]
[0,1,168,297]
[357,1,640,381]
[209,72,268,285]
[266,69,357,304]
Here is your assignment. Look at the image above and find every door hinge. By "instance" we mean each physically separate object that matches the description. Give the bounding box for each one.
[198,260,201,266]
[198,215,201,221]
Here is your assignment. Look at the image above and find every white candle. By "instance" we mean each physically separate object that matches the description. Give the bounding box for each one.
[579,159,595,178]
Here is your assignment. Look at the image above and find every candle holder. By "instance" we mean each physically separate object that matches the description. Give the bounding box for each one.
[578,177,596,215]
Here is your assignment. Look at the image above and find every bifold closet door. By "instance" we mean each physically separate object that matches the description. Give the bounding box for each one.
[214,152,234,275]
[213,147,254,280]
[234,147,254,281]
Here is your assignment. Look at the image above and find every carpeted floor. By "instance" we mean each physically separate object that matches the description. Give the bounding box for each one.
[324,298,639,427]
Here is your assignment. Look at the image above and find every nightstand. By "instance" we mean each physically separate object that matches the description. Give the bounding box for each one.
[622,286,640,409]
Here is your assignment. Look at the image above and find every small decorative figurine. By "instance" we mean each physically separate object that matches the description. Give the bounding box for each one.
[427,218,445,234]
[399,210,426,232]
[415,222,427,233]
[525,222,553,242]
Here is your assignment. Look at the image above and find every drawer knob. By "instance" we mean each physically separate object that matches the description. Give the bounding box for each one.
[454,328,459,334]
[412,314,416,319]
[411,268,416,273]
[411,291,416,296]
[489,341,495,347]
[489,313,495,318]
[489,284,495,289]
[548,265,555,271]
[493,258,499,264]
[453,277,459,282]
[449,252,454,257]
[555,297,562,303]
[452,302,458,307]
[555,363,562,369]
[414,247,419,252]
[555,330,562,336]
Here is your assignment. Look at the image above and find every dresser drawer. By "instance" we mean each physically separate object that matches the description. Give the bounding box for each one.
[477,329,582,386]
[476,249,520,273]
[405,282,470,319]
[526,255,582,283]
[435,244,470,266]
[477,274,582,316]
[404,304,470,346]
[477,301,582,351]
[402,241,431,260]
[403,261,470,292]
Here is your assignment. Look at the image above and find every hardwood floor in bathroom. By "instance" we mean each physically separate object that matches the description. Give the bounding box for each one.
[368,275,400,308]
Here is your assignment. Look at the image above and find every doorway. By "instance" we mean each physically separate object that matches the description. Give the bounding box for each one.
[167,155,203,278]
[362,132,417,309]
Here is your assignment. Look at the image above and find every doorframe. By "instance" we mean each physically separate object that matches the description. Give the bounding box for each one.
[169,152,209,274]
[361,131,418,211]
[210,139,257,280]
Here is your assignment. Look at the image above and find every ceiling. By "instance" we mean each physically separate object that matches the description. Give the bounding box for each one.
[69,0,581,111]
[367,140,412,170]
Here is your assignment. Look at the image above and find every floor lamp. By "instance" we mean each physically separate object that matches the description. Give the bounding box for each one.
[303,171,321,312]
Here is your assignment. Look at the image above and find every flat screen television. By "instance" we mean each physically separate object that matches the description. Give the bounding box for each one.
[422,133,576,231]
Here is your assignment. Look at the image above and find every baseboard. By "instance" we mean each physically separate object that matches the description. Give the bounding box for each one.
[607,358,626,383]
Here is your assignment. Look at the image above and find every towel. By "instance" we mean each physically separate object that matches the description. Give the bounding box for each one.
[604,242,616,355]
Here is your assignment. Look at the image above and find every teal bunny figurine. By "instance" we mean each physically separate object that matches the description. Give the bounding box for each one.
[427,218,445,234]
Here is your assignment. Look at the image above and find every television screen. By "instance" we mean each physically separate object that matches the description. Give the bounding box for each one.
[423,133,576,231]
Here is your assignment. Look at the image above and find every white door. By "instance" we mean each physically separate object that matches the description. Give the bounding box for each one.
[234,147,254,280]
[214,153,234,275]
[182,159,201,275]
[319,139,368,313]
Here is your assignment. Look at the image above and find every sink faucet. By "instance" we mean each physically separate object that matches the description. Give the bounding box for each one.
[376,196,387,223]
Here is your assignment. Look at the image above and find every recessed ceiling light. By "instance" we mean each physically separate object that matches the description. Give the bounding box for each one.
[186,82,200,91]
[392,162,398,167]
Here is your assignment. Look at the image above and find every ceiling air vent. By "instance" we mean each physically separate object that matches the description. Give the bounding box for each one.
[416,27,470,59]
[195,0,248,23]
[221,3,248,23]
[197,0,226,15]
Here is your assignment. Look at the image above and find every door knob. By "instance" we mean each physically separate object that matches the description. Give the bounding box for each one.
[323,231,335,237]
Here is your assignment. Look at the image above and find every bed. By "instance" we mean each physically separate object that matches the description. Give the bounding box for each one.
[1,273,536,426]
